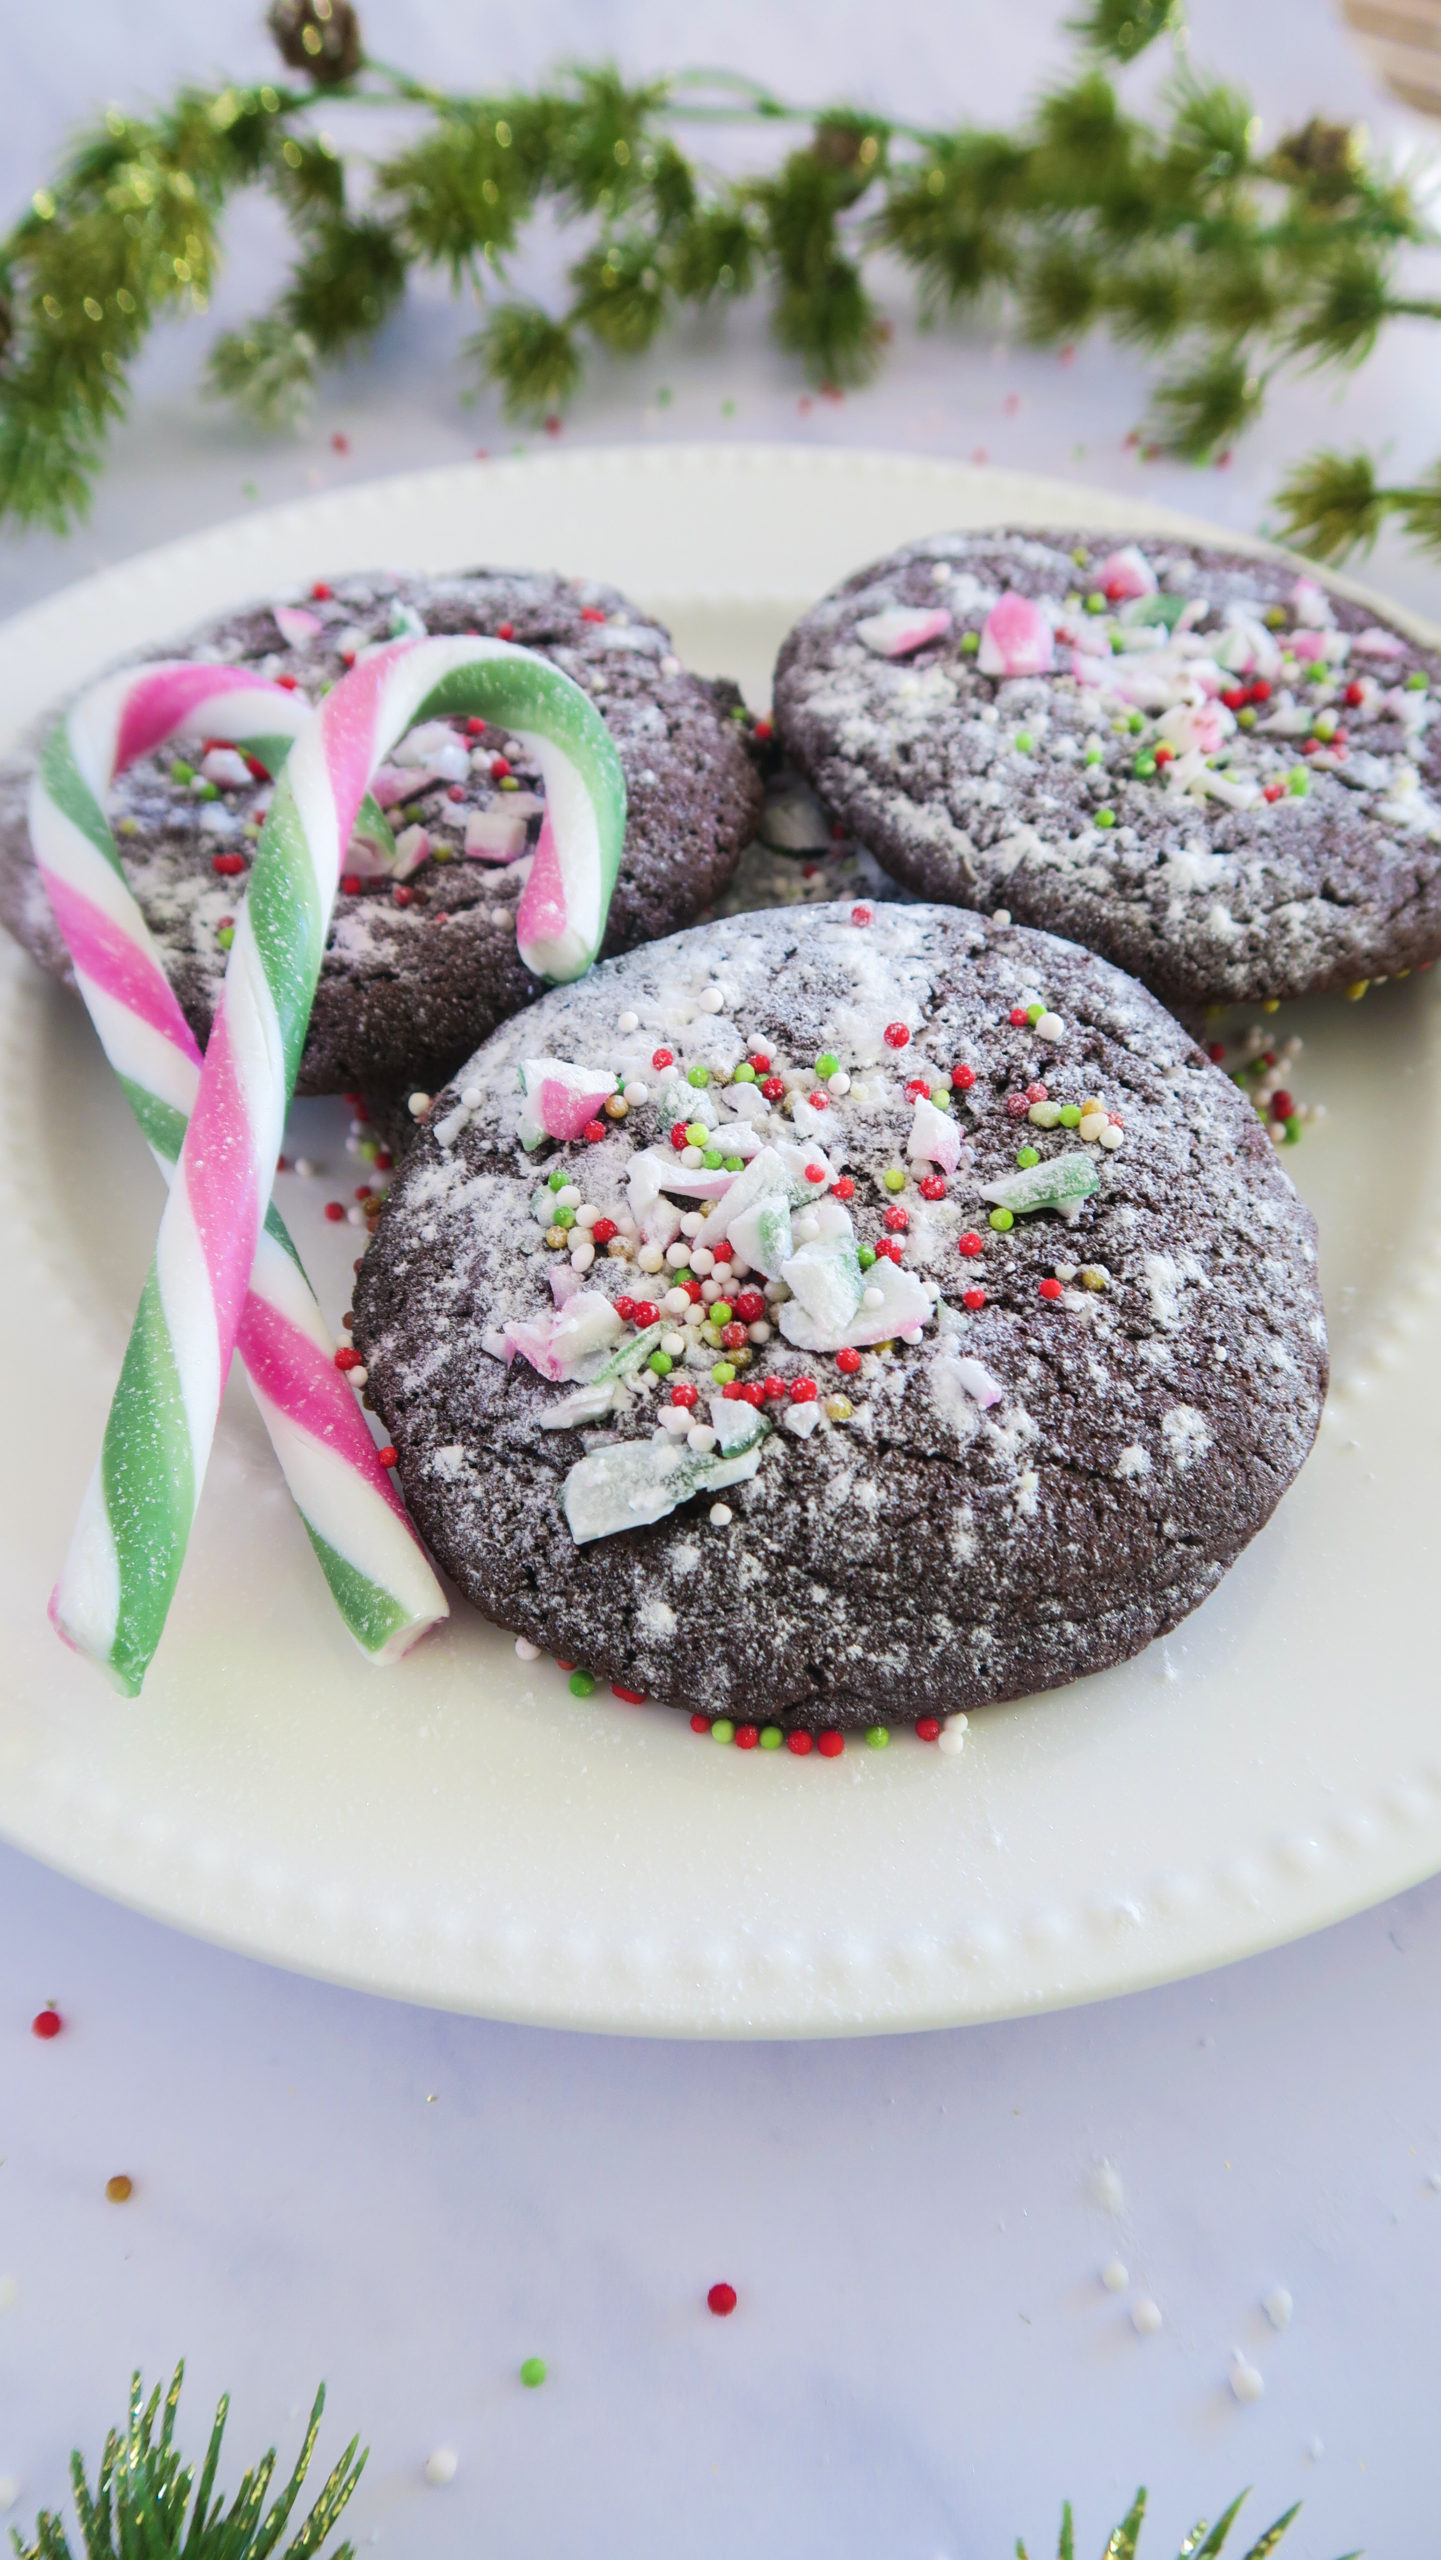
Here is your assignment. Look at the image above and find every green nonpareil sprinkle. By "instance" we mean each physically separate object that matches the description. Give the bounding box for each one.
[1084,747,1103,766]
[1288,768,1309,795]
[989,1207,1014,1231]
[1096,806,1117,827]
[724,1154,744,1171]
[760,1726,784,1748]
[857,1245,877,1268]
[960,632,980,655]
[687,1063,709,1087]
[703,1147,724,1168]
[216,926,234,949]
[1016,1144,1040,1167]
[648,1350,673,1374]
[711,1718,735,1743]
[1059,1104,1081,1127]
[548,1167,566,1190]
[685,1121,709,1145]
[865,1726,890,1748]
[883,1167,906,1192]
[1014,730,1034,753]
[1134,754,1156,777]
[1406,670,1427,690]
[711,1361,736,1384]
[170,759,195,784]
[733,1061,756,1082]
[568,1670,595,1695]
[1085,591,1106,613]
[816,1051,839,1077]
[520,2357,548,2387]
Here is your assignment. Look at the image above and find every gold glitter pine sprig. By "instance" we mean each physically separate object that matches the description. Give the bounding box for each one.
[2,0,1439,555]
[9,2366,366,2560]
[1015,2485,1356,2560]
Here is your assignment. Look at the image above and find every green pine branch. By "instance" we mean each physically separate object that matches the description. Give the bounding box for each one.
[3,0,1441,564]
[1014,2485,1357,2560]
[10,2366,365,2560]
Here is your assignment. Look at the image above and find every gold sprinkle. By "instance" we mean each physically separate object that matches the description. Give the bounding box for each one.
[105,2174,133,2203]
[1343,980,1370,1002]
[1261,997,1281,1013]
[824,1394,853,1421]
[1079,1266,1108,1291]
[603,1094,629,1119]
[543,1225,569,1249]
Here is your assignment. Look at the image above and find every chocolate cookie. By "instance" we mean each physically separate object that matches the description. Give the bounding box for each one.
[773,529,1441,1014]
[352,901,1326,1731]
[0,569,761,1095]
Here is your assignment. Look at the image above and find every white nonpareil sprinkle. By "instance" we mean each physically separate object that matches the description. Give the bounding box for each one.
[293,1157,317,1178]
[1099,1125,1124,1151]
[624,1081,649,1105]
[408,1091,432,1117]
[698,986,725,1012]
[665,1241,691,1268]
[661,1331,686,1355]
[1131,2298,1162,2336]
[687,1425,718,1453]
[936,1713,968,1756]
[691,1246,716,1275]
[992,908,1012,927]
[1101,2259,1128,2293]
[709,1502,734,1526]
[1262,2286,1293,2330]
[637,1245,665,1273]
[663,1288,691,1316]
[347,1365,368,1387]
[681,1145,705,1168]
[575,1203,600,1227]
[1230,2354,1265,2404]
[461,1086,482,1108]
[680,1211,706,1236]
[828,1070,851,1095]
[862,1286,885,1310]
[570,1241,595,1272]
[424,2449,459,2487]
[1035,1011,1065,1042]
[617,1010,639,1034]
[659,1405,691,1435]
[514,1637,541,1660]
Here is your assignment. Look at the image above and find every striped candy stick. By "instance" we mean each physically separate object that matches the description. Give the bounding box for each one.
[55,637,626,1693]
[33,660,447,1687]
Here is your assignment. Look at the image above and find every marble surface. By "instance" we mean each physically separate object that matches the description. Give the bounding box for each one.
[2,2,1440,2551]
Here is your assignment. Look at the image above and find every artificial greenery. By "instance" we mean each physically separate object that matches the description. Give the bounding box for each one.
[0,0,1437,561]
[10,2367,365,2560]
[1016,2485,1355,2560]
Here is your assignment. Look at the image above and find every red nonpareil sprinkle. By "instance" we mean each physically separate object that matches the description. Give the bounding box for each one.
[1221,686,1247,711]
[612,1684,646,1703]
[615,1297,637,1322]
[275,673,299,690]
[762,1374,788,1400]
[393,885,414,907]
[670,1122,691,1150]
[652,1047,674,1069]
[1263,782,1285,803]
[31,2008,62,2039]
[376,1446,398,1468]
[905,1077,930,1101]
[761,1076,786,1102]
[735,1725,759,1750]
[831,1176,855,1201]
[376,1151,394,1171]
[790,1377,818,1403]
[340,874,362,896]
[804,1163,825,1185]
[1154,742,1175,764]
[1108,1111,1124,1127]
[584,1119,607,1143]
[353,1186,372,1203]
[211,853,246,877]
[851,904,873,926]
[670,1379,699,1408]
[592,1217,618,1245]
[919,1174,946,1201]
[710,1242,733,1264]
[324,1202,345,1222]
[557,1660,574,1671]
[544,414,563,438]
[916,1717,941,1742]
[496,622,515,641]
[1270,1089,1295,1120]
[1333,728,1348,748]
[277,1156,289,1173]
[1005,1093,1030,1119]
[342,1311,355,1328]
[835,1346,861,1375]
[884,1022,910,1049]
[787,1730,813,1755]
[735,1290,766,1324]
[446,782,466,801]
[749,1052,772,1074]
[1301,736,1319,757]
[883,1205,909,1233]
[335,1346,362,1371]
[962,1286,986,1310]
[1345,680,1365,708]
[1249,680,1272,703]
[952,1062,976,1090]
[1207,1041,1227,1063]
[1026,1082,1048,1105]
[807,1089,829,1109]
[721,1380,743,1402]
[873,1236,903,1264]
[684,1280,704,1303]
[739,1381,765,1408]
[491,755,512,779]
[817,1730,844,1758]
[708,2282,738,2315]
[959,1232,984,1258]
[632,1301,659,1328]
[691,1713,711,1734]
[580,605,606,623]
[1009,1006,1029,1027]
[466,717,486,737]
[721,1321,747,1349]
[1038,1277,1065,1301]
[311,581,332,601]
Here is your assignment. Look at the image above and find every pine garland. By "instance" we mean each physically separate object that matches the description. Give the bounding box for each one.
[4,2374,1346,2560]
[1,0,1438,562]
[9,2366,365,2560]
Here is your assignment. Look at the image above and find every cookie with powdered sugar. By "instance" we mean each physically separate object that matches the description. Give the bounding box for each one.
[351,900,1326,1733]
[772,528,1441,1014]
[0,567,761,1096]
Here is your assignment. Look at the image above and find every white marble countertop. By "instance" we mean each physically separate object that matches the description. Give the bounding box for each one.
[2,3,1439,2553]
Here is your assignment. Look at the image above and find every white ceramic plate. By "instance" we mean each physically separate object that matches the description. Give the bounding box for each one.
[2,443,1438,2037]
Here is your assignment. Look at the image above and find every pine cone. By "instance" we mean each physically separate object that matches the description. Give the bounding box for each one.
[267,0,362,86]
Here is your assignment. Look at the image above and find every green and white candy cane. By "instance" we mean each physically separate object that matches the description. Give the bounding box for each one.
[38,657,448,1692]
[55,637,624,1694]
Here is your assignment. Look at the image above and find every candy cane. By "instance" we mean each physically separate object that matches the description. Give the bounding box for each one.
[33,661,448,1689]
[54,637,624,1693]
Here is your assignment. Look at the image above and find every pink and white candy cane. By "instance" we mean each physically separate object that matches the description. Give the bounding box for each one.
[33,660,447,1690]
[54,636,625,1694]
